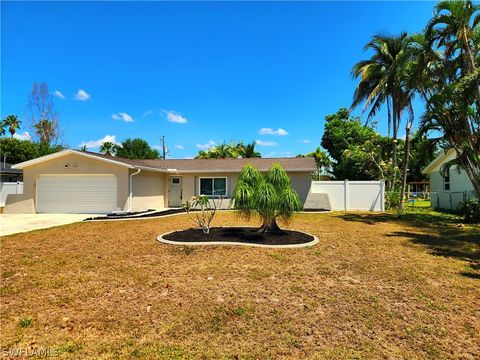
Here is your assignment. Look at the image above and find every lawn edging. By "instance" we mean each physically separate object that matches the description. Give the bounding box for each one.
[157,228,319,248]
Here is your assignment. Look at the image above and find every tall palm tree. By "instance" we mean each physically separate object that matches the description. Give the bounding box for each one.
[351,32,413,189]
[0,121,5,136]
[99,141,116,156]
[307,147,331,180]
[3,115,21,138]
[426,0,480,103]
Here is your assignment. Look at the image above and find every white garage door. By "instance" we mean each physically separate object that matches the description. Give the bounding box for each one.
[36,175,117,213]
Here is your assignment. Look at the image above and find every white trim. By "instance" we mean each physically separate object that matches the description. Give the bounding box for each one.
[178,169,314,174]
[198,176,228,197]
[422,148,457,175]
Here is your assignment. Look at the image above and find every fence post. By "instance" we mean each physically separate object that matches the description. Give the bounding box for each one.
[344,179,349,211]
[380,180,385,211]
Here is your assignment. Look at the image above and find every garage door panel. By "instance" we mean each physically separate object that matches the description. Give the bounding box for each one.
[36,175,117,213]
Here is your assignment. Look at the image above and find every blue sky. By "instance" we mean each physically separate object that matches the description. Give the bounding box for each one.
[1,1,434,158]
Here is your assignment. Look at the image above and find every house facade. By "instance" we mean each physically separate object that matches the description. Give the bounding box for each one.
[422,149,477,210]
[4,150,315,214]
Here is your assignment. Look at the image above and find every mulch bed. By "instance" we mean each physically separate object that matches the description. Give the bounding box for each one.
[163,227,314,245]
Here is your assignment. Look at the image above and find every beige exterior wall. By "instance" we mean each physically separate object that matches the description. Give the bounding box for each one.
[131,170,166,211]
[4,153,130,214]
[167,171,312,209]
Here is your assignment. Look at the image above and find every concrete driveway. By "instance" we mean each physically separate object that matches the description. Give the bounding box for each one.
[1,214,92,237]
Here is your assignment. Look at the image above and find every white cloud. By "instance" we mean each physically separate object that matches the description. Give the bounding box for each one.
[175,144,184,150]
[265,151,292,157]
[75,89,91,101]
[79,134,119,149]
[196,140,215,149]
[54,90,65,99]
[259,127,289,136]
[112,112,134,122]
[13,131,32,141]
[256,140,278,147]
[143,110,154,118]
[299,139,311,144]
[162,110,188,124]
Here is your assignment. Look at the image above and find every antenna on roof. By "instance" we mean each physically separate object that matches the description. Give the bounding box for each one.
[161,136,166,159]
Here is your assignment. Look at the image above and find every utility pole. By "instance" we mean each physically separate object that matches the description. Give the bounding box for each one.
[160,136,166,159]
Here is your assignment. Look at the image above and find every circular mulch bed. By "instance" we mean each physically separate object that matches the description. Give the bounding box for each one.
[158,227,318,248]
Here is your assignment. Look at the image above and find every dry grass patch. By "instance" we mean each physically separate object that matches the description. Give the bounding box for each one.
[1,211,479,359]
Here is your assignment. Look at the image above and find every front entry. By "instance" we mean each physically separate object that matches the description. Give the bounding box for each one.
[168,176,182,207]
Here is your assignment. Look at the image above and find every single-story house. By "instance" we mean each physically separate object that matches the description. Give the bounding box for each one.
[1,162,23,183]
[422,148,477,209]
[4,149,316,214]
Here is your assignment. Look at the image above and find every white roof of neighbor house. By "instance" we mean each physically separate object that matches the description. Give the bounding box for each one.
[422,148,457,175]
[12,149,316,173]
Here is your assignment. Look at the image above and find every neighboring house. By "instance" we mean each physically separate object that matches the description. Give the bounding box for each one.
[422,149,477,210]
[1,163,24,207]
[1,162,23,183]
[4,149,315,214]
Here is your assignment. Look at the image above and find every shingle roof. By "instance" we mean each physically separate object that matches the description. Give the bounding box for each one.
[83,151,316,172]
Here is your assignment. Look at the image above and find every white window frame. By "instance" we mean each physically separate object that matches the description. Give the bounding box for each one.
[198,177,227,197]
[443,173,450,191]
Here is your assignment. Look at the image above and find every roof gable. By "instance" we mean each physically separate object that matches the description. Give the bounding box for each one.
[422,149,457,175]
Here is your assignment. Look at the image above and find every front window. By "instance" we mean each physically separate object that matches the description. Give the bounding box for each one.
[199,177,227,197]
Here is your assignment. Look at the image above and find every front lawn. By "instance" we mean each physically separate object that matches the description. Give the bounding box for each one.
[1,210,479,358]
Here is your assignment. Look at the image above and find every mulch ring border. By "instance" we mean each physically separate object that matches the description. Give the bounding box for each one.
[157,227,319,249]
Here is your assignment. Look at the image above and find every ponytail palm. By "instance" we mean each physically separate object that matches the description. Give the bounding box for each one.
[233,164,302,233]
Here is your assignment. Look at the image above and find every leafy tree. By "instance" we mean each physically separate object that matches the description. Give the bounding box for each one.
[99,141,116,156]
[0,138,63,164]
[195,141,261,159]
[237,141,261,158]
[79,145,87,151]
[232,164,302,234]
[407,130,438,182]
[115,138,160,159]
[321,108,398,182]
[3,115,21,138]
[418,0,480,197]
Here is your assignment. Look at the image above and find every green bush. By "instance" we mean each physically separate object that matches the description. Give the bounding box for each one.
[457,199,480,223]
[385,191,401,210]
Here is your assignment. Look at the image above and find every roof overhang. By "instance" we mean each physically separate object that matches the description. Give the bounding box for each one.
[422,148,457,175]
[12,149,138,170]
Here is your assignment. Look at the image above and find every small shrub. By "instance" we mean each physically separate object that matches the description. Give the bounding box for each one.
[385,191,401,210]
[19,317,32,328]
[183,195,222,234]
[457,199,480,223]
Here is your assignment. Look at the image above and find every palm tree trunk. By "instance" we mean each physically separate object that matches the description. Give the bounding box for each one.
[399,125,411,211]
[257,218,282,234]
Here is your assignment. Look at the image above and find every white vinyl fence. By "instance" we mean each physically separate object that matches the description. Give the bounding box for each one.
[307,180,385,211]
[0,182,23,206]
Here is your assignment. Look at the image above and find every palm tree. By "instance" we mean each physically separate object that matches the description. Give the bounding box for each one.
[351,32,413,189]
[0,121,5,136]
[34,119,54,144]
[3,115,21,138]
[237,141,261,158]
[307,147,331,180]
[99,141,116,156]
[426,0,480,104]
[232,164,302,233]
